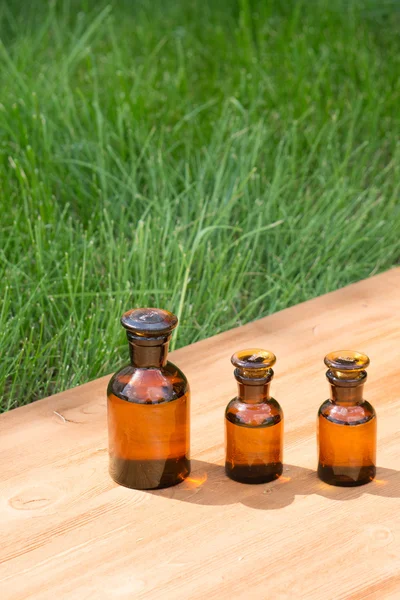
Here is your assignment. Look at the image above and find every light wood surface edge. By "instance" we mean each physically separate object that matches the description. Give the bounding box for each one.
[0,267,399,600]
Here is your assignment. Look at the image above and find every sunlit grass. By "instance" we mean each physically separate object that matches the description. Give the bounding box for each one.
[1,0,399,410]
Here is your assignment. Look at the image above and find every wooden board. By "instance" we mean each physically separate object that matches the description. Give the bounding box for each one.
[1,269,399,600]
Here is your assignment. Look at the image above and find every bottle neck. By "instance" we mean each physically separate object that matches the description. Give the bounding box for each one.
[237,381,271,404]
[329,383,364,405]
[128,337,170,368]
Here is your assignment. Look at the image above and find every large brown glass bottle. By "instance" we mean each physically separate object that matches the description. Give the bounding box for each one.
[225,349,283,484]
[317,350,376,487]
[107,308,190,490]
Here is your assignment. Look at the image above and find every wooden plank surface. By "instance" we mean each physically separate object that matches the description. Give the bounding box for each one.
[1,269,399,600]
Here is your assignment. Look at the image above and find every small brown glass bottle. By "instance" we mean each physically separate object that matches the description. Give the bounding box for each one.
[225,349,283,484]
[107,308,190,490]
[317,350,376,487]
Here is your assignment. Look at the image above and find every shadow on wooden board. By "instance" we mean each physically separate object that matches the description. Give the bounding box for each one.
[150,460,400,510]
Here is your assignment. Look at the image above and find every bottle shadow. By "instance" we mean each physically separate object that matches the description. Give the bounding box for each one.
[149,459,400,510]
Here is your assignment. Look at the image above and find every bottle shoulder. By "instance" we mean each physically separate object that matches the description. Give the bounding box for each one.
[318,399,376,425]
[108,360,189,404]
[225,397,283,427]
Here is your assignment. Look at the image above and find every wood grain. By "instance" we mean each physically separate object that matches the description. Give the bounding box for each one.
[1,269,399,600]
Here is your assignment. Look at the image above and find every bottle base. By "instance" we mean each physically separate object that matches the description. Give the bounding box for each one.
[110,456,191,490]
[318,463,375,487]
[225,461,283,484]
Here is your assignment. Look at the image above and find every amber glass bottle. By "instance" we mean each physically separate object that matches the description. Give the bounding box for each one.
[107,308,190,490]
[225,349,283,484]
[317,350,376,487]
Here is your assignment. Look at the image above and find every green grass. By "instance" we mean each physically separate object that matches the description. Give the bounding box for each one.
[1,0,400,411]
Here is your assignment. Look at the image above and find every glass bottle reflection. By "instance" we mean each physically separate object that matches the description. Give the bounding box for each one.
[225,349,283,484]
[107,308,190,490]
[317,350,376,486]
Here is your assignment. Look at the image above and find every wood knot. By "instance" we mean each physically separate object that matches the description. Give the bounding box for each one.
[367,525,394,547]
[9,485,60,511]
